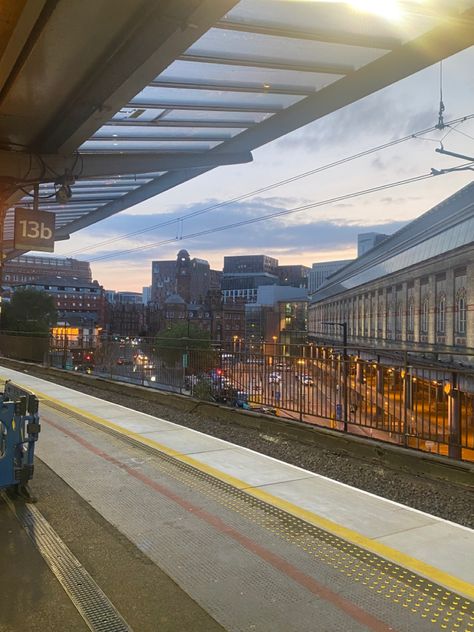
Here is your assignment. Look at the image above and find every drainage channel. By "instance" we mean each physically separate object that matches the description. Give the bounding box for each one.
[3,493,133,632]
[42,399,474,632]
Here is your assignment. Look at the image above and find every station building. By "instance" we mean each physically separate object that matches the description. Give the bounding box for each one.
[308,183,474,359]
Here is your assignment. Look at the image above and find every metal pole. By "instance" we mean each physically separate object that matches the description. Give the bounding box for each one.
[342,322,348,432]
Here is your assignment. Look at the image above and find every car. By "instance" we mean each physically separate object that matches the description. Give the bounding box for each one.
[274,362,291,372]
[301,375,314,386]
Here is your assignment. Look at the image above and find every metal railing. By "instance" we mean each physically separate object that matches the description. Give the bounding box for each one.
[1,333,473,462]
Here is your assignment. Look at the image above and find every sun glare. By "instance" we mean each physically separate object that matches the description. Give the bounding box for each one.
[348,0,403,20]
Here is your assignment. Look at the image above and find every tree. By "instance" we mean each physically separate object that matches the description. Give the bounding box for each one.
[1,288,57,334]
[155,322,214,367]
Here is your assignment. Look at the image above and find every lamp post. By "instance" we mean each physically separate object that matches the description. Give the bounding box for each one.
[322,321,348,432]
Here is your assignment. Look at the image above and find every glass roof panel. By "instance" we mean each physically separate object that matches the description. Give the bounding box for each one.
[161,109,271,123]
[158,60,340,92]
[186,27,386,71]
[130,86,302,110]
[80,139,222,152]
[93,124,243,140]
[223,0,440,43]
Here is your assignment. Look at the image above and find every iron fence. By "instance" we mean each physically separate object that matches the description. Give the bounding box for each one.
[2,333,473,462]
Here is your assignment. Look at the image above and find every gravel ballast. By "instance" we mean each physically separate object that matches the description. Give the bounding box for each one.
[8,364,474,529]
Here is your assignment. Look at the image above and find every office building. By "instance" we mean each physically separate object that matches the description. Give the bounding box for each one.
[3,255,92,286]
[222,254,279,304]
[309,260,352,294]
[357,232,389,257]
[277,264,310,288]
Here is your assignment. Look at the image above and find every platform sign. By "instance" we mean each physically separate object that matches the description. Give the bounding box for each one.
[14,207,55,252]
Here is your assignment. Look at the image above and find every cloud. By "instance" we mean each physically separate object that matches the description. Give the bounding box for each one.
[78,197,406,270]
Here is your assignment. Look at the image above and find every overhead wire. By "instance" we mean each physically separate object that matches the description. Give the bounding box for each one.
[63,113,474,257]
[86,170,452,263]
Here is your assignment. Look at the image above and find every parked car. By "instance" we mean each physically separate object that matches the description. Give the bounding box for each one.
[268,372,281,384]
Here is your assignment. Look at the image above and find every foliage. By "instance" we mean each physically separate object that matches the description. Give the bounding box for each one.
[155,322,213,366]
[1,288,57,334]
[192,378,214,401]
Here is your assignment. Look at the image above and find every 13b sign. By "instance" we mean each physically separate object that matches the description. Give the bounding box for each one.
[14,207,55,252]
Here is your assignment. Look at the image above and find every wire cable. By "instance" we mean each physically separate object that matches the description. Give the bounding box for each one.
[87,171,443,263]
[64,113,474,257]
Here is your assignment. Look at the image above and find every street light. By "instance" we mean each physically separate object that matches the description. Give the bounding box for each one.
[322,321,348,432]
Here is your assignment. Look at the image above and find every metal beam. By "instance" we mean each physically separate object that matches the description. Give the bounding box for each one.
[91,133,234,142]
[214,20,400,51]
[0,149,253,183]
[179,53,352,75]
[105,119,254,129]
[126,101,283,113]
[55,6,474,239]
[149,79,314,97]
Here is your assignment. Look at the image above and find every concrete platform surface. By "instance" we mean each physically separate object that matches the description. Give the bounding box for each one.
[0,365,473,632]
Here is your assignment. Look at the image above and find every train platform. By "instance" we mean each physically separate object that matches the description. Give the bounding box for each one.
[1,364,473,632]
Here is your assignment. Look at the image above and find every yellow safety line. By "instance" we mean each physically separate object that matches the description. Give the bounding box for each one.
[12,381,474,601]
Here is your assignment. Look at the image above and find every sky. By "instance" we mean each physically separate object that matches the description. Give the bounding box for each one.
[50,39,474,292]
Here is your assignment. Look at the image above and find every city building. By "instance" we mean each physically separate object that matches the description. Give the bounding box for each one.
[222,254,279,304]
[308,260,353,294]
[151,250,219,307]
[245,285,308,352]
[277,264,310,288]
[114,291,143,305]
[308,182,474,358]
[357,232,389,257]
[3,255,91,286]
[142,286,152,304]
[14,279,105,325]
[151,259,176,305]
[107,304,146,338]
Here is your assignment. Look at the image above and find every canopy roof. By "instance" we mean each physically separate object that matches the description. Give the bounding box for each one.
[1,0,473,258]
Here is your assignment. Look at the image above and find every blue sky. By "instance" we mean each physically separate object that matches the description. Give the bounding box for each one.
[53,44,474,291]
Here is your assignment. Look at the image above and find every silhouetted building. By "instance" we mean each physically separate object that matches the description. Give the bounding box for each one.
[3,255,91,286]
[357,232,389,257]
[15,279,105,325]
[277,265,310,288]
[222,254,279,303]
[309,260,353,294]
[152,250,218,307]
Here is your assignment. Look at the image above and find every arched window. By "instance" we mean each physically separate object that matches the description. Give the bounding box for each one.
[456,291,467,335]
[436,296,446,334]
[421,297,429,334]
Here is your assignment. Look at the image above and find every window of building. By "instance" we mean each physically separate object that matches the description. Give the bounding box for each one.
[456,291,467,335]
[407,300,414,333]
[436,296,446,334]
[421,298,429,334]
[395,301,403,333]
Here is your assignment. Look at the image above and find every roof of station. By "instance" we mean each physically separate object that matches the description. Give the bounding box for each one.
[311,181,474,303]
[1,1,473,259]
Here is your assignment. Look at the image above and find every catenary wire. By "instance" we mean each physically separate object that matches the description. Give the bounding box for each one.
[64,113,474,257]
[86,170,453,263]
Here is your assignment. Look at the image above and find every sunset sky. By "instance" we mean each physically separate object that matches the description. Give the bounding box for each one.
[50,45,474,292]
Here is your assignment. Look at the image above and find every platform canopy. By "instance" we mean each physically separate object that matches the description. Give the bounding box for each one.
[0,0,473,258]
